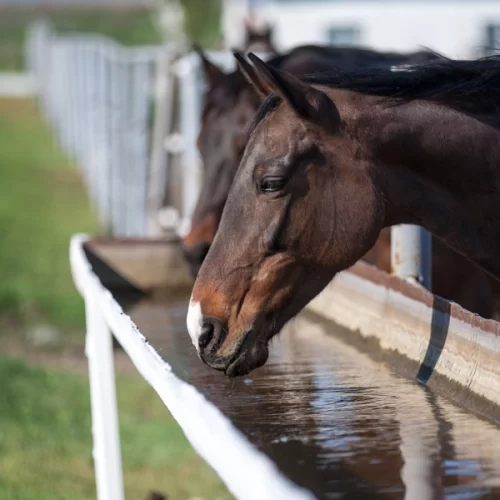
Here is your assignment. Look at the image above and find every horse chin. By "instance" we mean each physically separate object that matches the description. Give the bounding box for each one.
[224,331,269,378]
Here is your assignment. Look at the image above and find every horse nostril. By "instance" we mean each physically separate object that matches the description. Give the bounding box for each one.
[198,320,214,349]
[198,318,224,352]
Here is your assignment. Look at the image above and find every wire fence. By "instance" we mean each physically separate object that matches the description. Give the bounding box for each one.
[26,20,239,238]
[26,21,165,236]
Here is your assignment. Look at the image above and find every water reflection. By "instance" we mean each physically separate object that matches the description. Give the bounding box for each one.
[119,292,500,500]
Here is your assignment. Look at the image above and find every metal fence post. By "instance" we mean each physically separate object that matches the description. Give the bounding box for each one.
[82,44,97,206]
[388,64,432,290]
[94,43,111,230]
[176,54,203,227]
[86,44,100,219]
[391,225,432,290]
[84,295,124,500]
[65,42,78,157]
[125,60,151,237]
[109,49,128,237]
[147,50,175,236]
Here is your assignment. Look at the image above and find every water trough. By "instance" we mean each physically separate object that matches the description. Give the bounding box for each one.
[70,234,500,499]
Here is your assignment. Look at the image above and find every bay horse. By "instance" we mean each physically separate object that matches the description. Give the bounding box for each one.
[187,53,500,376]
[183,45,440,273]
[184,46,494,319]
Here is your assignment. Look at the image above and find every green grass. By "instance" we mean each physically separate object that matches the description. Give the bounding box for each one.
[181,0,222,47]
[0,356,231,500]
[0,98,100,331]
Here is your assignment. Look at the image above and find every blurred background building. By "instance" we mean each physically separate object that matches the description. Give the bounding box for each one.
[222,0,500,58]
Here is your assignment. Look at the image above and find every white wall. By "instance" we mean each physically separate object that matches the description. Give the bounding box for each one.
[223,0,500,59]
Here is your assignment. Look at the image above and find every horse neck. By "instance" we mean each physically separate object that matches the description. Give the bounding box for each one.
[353,96,500,279]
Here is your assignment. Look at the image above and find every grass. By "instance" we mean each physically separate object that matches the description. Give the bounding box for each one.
[0,98,99,331]
[181,0,222,47]
[0,356,231,500]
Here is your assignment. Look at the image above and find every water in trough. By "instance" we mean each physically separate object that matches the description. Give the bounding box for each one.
[121,290,500,500]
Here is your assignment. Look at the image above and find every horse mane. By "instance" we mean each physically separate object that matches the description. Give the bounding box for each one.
[283,44,440,66]
[203,43,427,113]
[303,54,500,113]
[205,46,447,116]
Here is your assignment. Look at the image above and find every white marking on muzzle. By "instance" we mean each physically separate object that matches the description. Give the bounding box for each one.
[187,296,203,352]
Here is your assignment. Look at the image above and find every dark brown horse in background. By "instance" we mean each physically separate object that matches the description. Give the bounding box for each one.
[183,46,494,318]
[187,53,500,377]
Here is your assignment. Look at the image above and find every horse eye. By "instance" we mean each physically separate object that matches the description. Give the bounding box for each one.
[259,176,286,193]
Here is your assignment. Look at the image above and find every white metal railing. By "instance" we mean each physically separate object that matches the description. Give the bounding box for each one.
[70,234,314,500]
[391,224,432,289]
[388,65,432,289]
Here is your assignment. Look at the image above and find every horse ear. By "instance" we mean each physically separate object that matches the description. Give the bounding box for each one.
[193,44,224,88]
[233,52,274,99]
[247,53,341,131]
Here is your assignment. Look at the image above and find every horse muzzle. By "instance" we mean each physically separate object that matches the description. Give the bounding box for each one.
[200,326,269,377]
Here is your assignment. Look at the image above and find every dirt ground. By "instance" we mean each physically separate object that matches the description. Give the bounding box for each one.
[2,335,137,376]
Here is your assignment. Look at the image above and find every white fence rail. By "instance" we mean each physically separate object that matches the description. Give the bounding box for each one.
[163,51,239,235]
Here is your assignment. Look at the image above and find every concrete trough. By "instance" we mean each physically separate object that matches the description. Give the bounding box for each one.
[308,263,500,416]
[79,235,500,420]
[82,235,192,292]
